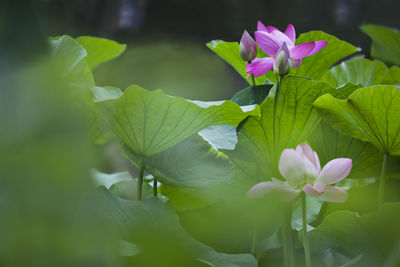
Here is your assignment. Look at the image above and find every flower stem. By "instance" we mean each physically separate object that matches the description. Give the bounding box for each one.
[153,178,158,197]
[250,222,257,256]
[137,160,145,201]
[282,204,295,267]
[378,152,389,206]
[251,74,256,87]
[301,192,312,267]
[247,61,257,86]
[273,75,283,163]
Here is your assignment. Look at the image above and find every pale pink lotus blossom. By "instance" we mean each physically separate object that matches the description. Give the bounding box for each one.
[247,143,352,203]
[239,30,257,62]
[246,22,328,77]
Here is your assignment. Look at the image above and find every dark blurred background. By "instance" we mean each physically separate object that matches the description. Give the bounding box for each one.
[3,0,400,100]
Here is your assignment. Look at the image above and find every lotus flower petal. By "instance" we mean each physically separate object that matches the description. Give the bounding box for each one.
[246,179,300,201]
[318,186,348,203]
[289,58,302,68]
[254,31,281,56]
[296,143,321,172]
[318,158,352,185]
[284,24,296,44]
[246,57,274,77]
[303,181,325,196]
[271,31,294,47]
[279,149,309,187]
[290,42,316,60]
[257,21,267,32]
[266,25,279,33]
[307,41,328,56]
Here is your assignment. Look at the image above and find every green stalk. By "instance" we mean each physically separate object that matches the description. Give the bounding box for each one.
[273,75,283,162]
[137,160,145,201]
[281,204,295,267]
[251,74,256,87]
[285,205,295,267]
[378,152,389,206]
[153,178,158,197]
[281,225,289,267]
[247,61,257,86]
[250,222,257,257]
[301,192,312,267]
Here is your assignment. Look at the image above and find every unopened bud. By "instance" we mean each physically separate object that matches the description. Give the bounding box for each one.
[239,30,257,62]
[273,42,290,76]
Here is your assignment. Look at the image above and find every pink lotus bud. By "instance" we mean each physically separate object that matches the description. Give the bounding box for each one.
[239,30,257,62]
[273,42,291,75]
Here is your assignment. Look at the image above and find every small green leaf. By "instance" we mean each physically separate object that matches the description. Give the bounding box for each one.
[231,84,274,105]
[313,85,400,155]
[77,36,126,70]
[91,169,132,189]
[91,86,123,102]
[198,125,238,151]
[110,180,153,200]
[361,24,400,65]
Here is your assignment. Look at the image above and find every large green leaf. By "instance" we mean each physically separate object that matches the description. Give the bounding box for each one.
[308,84,383,179]
[77,36,126,70]
[122,133,234,187]
[101,191,257,267]
[313,85,400,155]
[308,121,382,179]
[224,77,336,186]
[98,84,258,156]
[321,57,391,87]
[291,31,358,80]
[382,66,400,84]
[361,24,400,65]
[308,203,400,266]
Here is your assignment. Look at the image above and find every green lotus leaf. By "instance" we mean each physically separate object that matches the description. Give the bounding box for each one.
[314,85,400,155]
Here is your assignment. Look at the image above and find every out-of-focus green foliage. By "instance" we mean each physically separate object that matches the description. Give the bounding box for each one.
[101,191,258,266]
[309,203,400,266]
[0,51,117,266]
[361,24,400,65]
[3,17,400,266]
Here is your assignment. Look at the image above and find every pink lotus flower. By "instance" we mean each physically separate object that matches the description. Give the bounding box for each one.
[247,143,352,203]
[246,22,328,77]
